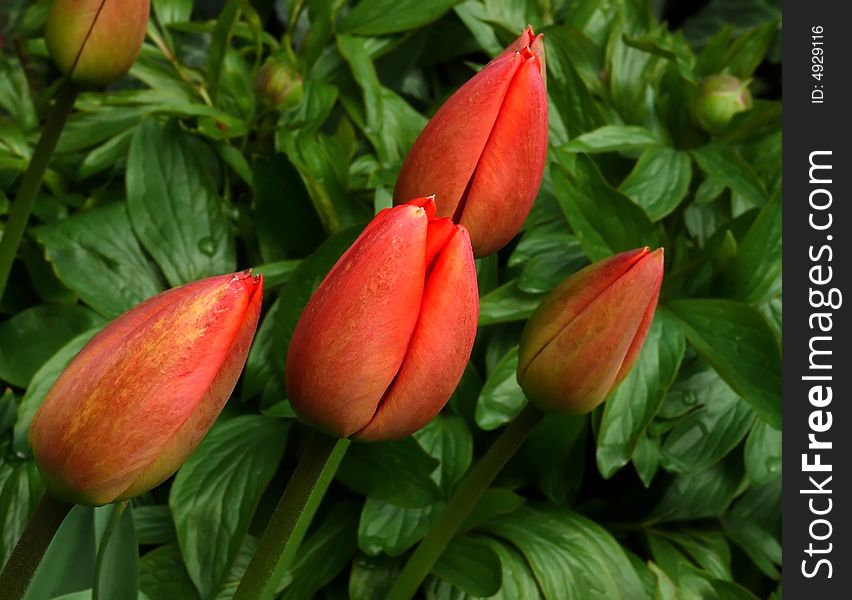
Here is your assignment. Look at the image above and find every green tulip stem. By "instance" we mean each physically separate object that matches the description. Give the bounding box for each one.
[387,404,543,600]
[0,78,78,302]
[234,430,350,600]
[0,492,73,600]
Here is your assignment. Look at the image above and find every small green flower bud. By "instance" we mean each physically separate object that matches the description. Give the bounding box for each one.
[254,56,304,112]
[46,0,150,86]
[694,75,753,133]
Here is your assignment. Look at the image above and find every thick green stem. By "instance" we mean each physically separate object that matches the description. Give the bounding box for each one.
[0,493,73,600]
[0,79,78,302]
[386,404,543,600]
[234,431,350,600]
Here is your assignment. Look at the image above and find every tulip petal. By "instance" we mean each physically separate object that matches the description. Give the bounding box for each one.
[393,52,523,220]
[518,248,649,381]
[459,51,548,256]
[286,205,428,438]
[356,226,478,441]
[519,250,663,414]
[31,272,262,505]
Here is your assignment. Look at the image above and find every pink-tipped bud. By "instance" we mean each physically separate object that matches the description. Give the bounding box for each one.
[46,0,150,86]
[286,198,479,441]
[394,27,548,258]
[30,271,263,505]
[517,248,664,414]
[695,75,753,133]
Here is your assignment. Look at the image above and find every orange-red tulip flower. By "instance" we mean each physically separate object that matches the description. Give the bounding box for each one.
[287,197,479,441]
[518,248,664,414]
[394,26,548,258]
[46,0,150,86]
[30,271,263,506]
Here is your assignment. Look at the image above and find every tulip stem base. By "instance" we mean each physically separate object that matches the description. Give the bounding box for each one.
[234,430,350,600]
[386,404,543,600]
[0,78,78,302]
[0,493,72,600]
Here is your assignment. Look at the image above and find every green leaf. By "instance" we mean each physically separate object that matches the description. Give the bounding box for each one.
[433,535,502,597]
[721,513,781,579]
[554,154,661,261]
[126,120,235,287]
[278,500,359,599]
[648,454,744,523]
[93,503,138,600]
[153,0,193,25]
[691,142,769,210]
[509,220,587,294]
[358,498,442,556]
[14,329,99,457]
[0,459,43,568]
[633,433,661,487]
[414,415,473,492]
[716,192,781,304]
[484,505,645,599]
[475,346,526,431]
[619,146,693,221]
[478,281,543,326]
[139,544,200,600]
[660,363,755,473]
[744,420,781,485]
[667,299,781,428]
[33,203,165,318]
[339,0,462,36]
[350,554,402,600]
[0,304,103,388]
[597,312,686,478]
[561,125,658,154]
[133,505,177,546]
[337,437,442,508]
[723,22,778,78]
[170,415,289,597]
[460,489,525,532]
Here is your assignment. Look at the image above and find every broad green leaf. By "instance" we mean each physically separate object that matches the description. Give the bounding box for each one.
[127,120,235,287]
[133,505,177,546]
[722,22,778,78]
[667,299,781,428]
[153,0,193,25]
[14,329,99,456]
[93,503,138,600]
[648,562,678,600]
[721,513,781,580]
[414,416,473,492]
[620,145,693,221]
[716,192,781,304]
[485,506,645,600]
[0,459,43,568]
[350,554,403,600]
[139,544,200,600]
[170,415,289,597]
[460,489,525,532]
[56,107,145,153]
[633,433,661,487]
[647,454,744,523]
[79,128,134,178]
[691,142,769,210]
[509,220,587,294]
[554,154,661,261]
[358,499,442,556]
[744,420,781,485]
[33,203,164,318]
[475,346,526,431]
[337,437,441,508]
[561,125,658,154]
[597,312,686,478]
[525,415,586,503]
[661,363,755,474]
[0,304,103,387]
[278,500,359,599]
[433,535,502,597]
[478,281,543,326]
[339,0,462,36]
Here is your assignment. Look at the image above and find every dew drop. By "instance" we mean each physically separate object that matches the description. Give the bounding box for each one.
[197,236,216,256]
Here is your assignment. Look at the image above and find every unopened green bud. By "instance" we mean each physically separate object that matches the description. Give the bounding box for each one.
[254,56,304,112]
[46,0,150,86]
[695,75,753,133]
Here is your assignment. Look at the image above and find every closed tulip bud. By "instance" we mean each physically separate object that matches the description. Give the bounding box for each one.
[287,197,478,442]
[46,0,150,86]
[517,248,664,414]
[695,75,753,133]
[254,56,304,111]
[30,271,263,506]
[394,27,548,258]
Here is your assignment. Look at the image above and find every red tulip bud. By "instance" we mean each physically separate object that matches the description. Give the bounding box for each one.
[30,271,263,506]
[518,248,664,414]
[394,27,548,258]
[287,198,479,441]
[46,0,150,86]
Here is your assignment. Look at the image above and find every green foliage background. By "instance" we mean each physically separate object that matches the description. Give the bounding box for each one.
[0,0,781,598]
